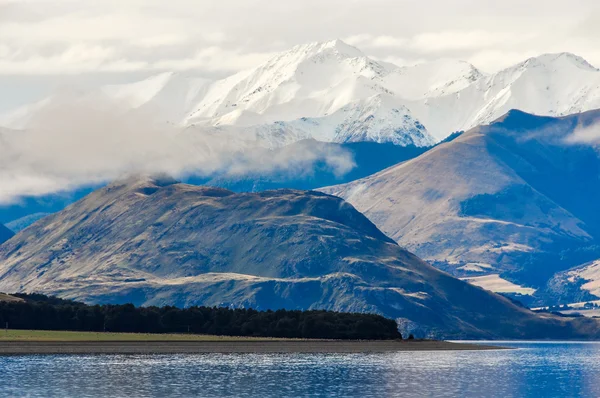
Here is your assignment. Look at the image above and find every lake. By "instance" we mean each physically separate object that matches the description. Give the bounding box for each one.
[1,342,599,397]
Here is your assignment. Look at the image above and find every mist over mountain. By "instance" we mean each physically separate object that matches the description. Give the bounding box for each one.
[1,39,600,207]
[0,140,429,229]
[321,109,600,303]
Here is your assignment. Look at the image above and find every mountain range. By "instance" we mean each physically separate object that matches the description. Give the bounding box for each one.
[1,175,599,339]
[2,40,599,149]
[1,38,600,332]
[321,109,600,304]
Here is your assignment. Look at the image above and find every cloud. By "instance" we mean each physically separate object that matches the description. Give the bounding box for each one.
[565,122,600,145]
[152,47,275,73]
[0,0,598,78]
[0,95,354,203]
[345,34,407,49]
[409,30,537,53]
[0,0,598,203]
[0,43,273,75]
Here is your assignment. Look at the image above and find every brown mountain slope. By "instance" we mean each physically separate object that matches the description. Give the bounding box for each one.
[322,109,600,296]
[0,175,598,338]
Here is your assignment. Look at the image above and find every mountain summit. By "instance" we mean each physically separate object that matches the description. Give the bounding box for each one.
[321,109,600,300]
[1,41,599,146]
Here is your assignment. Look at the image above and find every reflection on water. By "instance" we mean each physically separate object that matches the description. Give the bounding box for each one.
[1,342,600,397]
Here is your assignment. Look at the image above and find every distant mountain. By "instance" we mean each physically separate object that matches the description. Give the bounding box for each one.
[114,44,600,143]
[0,223,13,245]
[405,53,600,139]
[0,73,212,130]
[3,41,599,147]
[0,186,97,226]
[5,213,50,233]
[321,109,600,300]
[1,175,598,339]
[543,259,600,305]
[181,40,441,147]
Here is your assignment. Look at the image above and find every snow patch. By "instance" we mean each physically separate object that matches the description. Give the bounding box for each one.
[461,274,536,296]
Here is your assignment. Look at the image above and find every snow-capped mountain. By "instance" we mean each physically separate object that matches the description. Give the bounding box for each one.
[197,93,434,148]
[182,39,438,147]
[184,40,390,126]
[0,72,212,129]
[181,42,600,142]
[406,52,600,138]
[1,39,600,147]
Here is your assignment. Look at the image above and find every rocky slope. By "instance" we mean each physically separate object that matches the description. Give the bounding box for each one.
[0,175,597,338]
[322,109,600,297]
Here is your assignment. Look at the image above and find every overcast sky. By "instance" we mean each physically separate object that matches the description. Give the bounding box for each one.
[0,0,599,203]
[0,0,599,96]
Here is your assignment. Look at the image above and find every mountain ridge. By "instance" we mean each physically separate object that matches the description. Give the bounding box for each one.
[320,109,600,301]
[2,175,599,338]
[6,40,598,147]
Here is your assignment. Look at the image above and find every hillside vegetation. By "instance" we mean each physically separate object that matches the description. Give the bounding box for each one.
[0,294,402,340]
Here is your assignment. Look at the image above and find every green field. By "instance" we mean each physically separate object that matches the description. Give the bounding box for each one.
[0,329,291,342]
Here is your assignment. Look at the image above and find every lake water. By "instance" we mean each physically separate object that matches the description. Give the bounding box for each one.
[1,342,599,397]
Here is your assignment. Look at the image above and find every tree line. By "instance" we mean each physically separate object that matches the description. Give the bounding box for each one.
[0,293,402,340]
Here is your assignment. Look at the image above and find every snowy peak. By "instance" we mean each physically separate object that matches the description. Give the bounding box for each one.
[283,39,366,60]
[248,93,434,147]
[331,94,432,145]
[183,39,410,134]
[2,39,600,148]
[518,52,599,72]
[213,93,435,149]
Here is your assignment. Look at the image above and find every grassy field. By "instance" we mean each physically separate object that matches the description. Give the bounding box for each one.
[0,329,291,342]
[0,293,23,303]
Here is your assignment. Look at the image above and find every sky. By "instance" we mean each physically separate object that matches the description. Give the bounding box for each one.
[0,0,599,205]
[0,0,599,107]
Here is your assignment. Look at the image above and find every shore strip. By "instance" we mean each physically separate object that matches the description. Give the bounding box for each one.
[0,340,506,355]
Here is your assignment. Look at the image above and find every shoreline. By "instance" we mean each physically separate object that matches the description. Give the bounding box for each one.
[0,340,505,355]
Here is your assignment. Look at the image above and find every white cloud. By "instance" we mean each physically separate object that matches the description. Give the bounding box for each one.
[0,95,354,203]
[152,47,275,73]
[409,30,536,53]
[0,0,598,78]
[0,0,599,203]
[566,122,600,145]
[345,34,407,49]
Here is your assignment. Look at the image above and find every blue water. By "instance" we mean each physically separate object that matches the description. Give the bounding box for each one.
[1,342,599,397]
